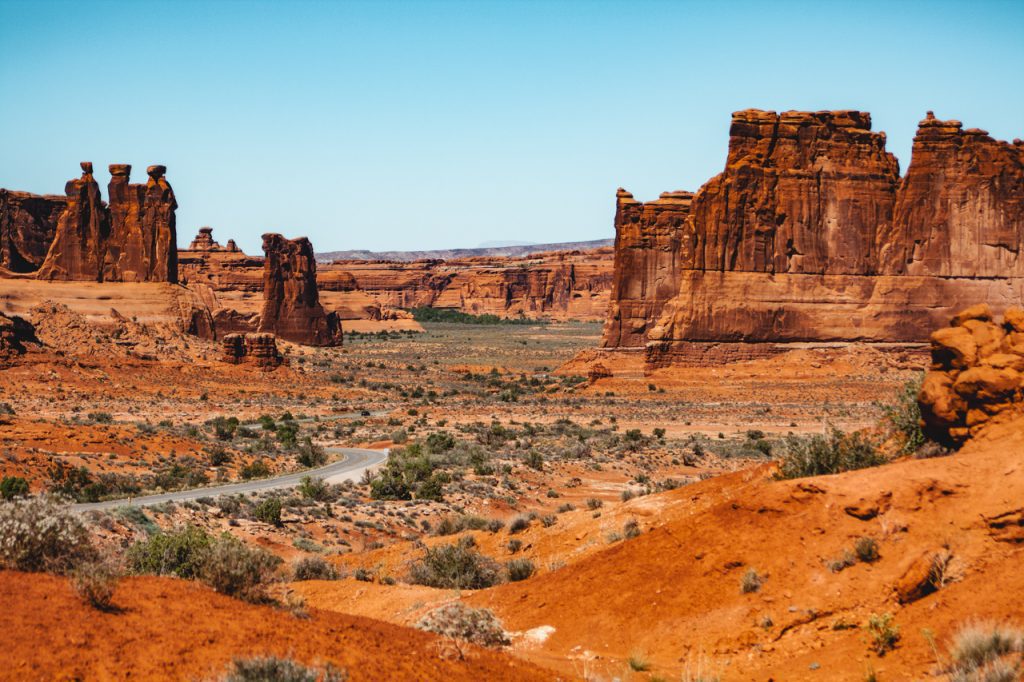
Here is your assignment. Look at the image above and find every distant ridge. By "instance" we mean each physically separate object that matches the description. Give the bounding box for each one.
[317,238,613,262]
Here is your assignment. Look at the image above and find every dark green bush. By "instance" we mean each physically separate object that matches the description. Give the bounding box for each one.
[408,538,503,589]
[292,556,340,581]
[882,375,926,454]
[0,476,29,500]
[127,525,213,579]
[506,557,535,582]
[254,497,283,526]
[775,429,886,480]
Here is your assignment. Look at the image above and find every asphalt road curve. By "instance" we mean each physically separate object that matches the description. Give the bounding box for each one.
[72,447,389,513]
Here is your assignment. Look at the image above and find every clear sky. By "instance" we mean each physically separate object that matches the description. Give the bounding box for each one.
[1,0,1022,254]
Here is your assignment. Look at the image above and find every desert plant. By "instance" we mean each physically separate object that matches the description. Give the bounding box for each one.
[296,437,327,467]
[508,516,530,534]
[292,555,340,581]
[854,537,880,563]
[0,476,29,500]
[865,612,900,656]
[127,525,214,578]
[240,459,272,480]
[415,603,509,647]
[201,534,281,602]
[0,495,94,573]
[586,497,603,510]
[947,621,1024,681]
[506,557,535,582]
[72,557,120,610]
[222,656,346,682]
[827,549,857,573]
[627,654,651,672]
[254,497,283,526]
[740,568,763,594]
[882,374,926,455]
[623,519,641,539]
[297,475,329,501]
[408,538,502,589]
[775,429,886,480]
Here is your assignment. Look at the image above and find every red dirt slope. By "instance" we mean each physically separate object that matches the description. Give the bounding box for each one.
[463,415,1024,680]
[0,571,563,681]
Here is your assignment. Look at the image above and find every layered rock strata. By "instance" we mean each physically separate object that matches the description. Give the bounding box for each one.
[597,110,1024,367]
[221,332,283,369]
[258,233,343,346]
[918,304,1024,445]
[32,162,178,283]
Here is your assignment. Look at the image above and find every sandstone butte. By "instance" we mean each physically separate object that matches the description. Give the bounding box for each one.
[599,110,1024,369]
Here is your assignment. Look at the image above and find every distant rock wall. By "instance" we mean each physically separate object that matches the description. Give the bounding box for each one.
[221,332,283,369]
[597,109,1024,367]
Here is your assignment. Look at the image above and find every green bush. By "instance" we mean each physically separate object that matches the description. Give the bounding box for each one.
[127,525,213,579]
[296,438,327,468]
[254,497,283,526]
[0,495,95,573]
[240,459,272,480]
[882,374,926,454]
[0,475,29,500]
[408,538,503,589]
[865,612,900,656]
[775,429,886,480]
[297,475,330,501]
[854,536,880,563]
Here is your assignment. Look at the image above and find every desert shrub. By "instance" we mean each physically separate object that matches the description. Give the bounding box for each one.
[369,468,412,500]
[88,411,113,423]
[827,549,857,573]
[240,459,271,480]
[415,603,509,647]
[586,497,603,510]
[254,497,283,526]
[222,656,346,682]
[621,489,636,502]
[506,557,535,582]
[201,534,281,602]
[0,475,29,500]
[740,568,763,594]
[292,555,340,581]
[854,536,880,563]
[865,612,900,655]
[0,495,94,573]
[206,446,231,467]
[508,516,530,534]
[408,538,502,589]
[882,374,926,455]
[298,476,329,501]
[524,451,544,470]
[947,622,1024,681]
[73,558,120,610]
[628,654,651,672]
[277,420,300,448]
[128,525,213,579]
[506,538,522,554]
[416,473,446,502]
[775,429,886,480]
[390,429,408,444]
[296,438,327,468]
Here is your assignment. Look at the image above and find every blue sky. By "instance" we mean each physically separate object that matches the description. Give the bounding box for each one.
[1,0,1022,254]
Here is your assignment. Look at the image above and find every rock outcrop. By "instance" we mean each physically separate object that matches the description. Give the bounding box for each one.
[258,233,343,346]
[0,313,36,358]
[602,190,692,348]
[221,332,283,369]
[186,226,241,253]
[33,162,178,283]
[595,110,1024,368]
[918,304,1024,446]
[0,190,65,273]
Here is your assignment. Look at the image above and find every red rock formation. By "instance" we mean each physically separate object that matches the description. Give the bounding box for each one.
[601,189,692,348]
[33,162,178,283]
[0,313,36,358]
[221,332,283,369]
[258,233,343,346]
[919,304,1024,445]
[881,113,1024,277]
[595,109,1024,368]
[35,162,108,282]
[0,190,65,273]
[186,226,241,253]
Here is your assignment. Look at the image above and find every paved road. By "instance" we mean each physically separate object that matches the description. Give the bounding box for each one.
[72,447,389,513]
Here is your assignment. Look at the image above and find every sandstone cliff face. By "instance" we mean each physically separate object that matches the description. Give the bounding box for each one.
[258,233,343,346]
[0,190,65,273]
[604,109,1024,367]
[32,163,178,283]
[881,113,1024,277]
[919,304,1024,445]
[601,189,691,348]
[221,332,283,369]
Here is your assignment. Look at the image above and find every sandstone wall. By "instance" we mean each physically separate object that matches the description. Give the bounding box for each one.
[603,110,1024,368]
[0,190,65,273]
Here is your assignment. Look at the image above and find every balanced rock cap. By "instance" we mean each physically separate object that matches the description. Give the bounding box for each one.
[80,161,93,174]
[109,164,132,177]
[147,164,167,179]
